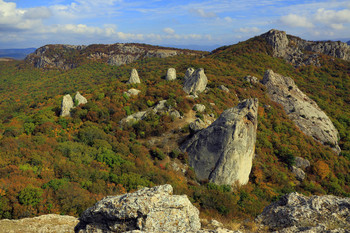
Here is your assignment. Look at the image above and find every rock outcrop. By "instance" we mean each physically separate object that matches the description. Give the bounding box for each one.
[165,68,177,80]
[75,184,201,233]
[291,156,311,181]
[257,192,350,232]
[120,99,180,124]
[261,29,350,67]
[183,68,208,94]
[127,69,141,84]
[25,43,202,69]
[194,104,206,113]
[244,75,258,84]
[60,94,74,117]
[74,92,87,105]
[262,69,340,153]
[181,98,258,186]
[0,214,78,233]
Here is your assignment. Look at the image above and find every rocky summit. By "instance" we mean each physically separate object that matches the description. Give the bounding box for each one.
[75,184,201,233]
[262,69,341,153]
[257,192,350,232]
[261,29,350,67]
[181,98,258,186]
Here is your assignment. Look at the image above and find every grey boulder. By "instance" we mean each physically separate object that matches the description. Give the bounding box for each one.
[181,98,258,186]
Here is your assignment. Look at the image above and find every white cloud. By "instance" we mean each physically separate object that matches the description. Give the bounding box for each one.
[190,8,216,18]
[224,16,233,23]
[280,14,314,28]
[315,8,350,24]
[239,27,260,33]
[23,7,52,20]
[163,27,175,35]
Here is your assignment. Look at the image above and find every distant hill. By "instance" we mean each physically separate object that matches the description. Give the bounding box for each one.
[0,48,36,60]
[347,41,350,45]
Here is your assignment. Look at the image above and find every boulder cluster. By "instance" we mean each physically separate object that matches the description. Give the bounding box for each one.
[60,92,87,117]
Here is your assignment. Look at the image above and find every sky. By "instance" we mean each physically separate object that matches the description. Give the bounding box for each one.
[0,0,350,50]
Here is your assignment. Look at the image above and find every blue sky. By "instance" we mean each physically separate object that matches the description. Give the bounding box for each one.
[1,0,350,49]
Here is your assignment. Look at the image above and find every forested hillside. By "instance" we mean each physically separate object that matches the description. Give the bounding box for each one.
[0,32,349,227]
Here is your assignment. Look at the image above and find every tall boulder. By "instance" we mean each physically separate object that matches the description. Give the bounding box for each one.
[181,98,258,186]
[184,67,195,80]
[75,184,201,233]
[257,192,350,232]
[183,68,208,94]
[165,68,176,80]
[60,94,74,117]
[262,69,340,154]
[127,68,141,84]
[74,92,87,106]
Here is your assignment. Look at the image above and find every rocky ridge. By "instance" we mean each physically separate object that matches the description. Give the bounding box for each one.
[25,43,203,69]
[261,29,350,66]
[181,98,258,186]
[262,69,341,153]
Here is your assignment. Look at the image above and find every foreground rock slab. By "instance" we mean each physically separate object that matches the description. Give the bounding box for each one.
[0,214,78,233]
[181,98,258,186]
[257,192,350,232]
[262,69,340,154]
[75,184,201,233]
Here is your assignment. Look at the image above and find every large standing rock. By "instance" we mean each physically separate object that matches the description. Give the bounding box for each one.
[75,184,201,233]
[262,69,340,154]
[127,68,141,84]
[74,92,87,106]
[165,68,177,80]
[181,98,258,186]
[257,192,350,232]
[183,68,208,94]
[60,94,74,117]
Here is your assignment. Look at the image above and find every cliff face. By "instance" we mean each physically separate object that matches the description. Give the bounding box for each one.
[25,43,203,69]
[261,29,350,66]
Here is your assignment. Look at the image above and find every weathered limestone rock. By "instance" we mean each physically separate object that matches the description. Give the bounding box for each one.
[295,156,310,170]
[218,85,230,93]
[257,192,350,232]
[74,92,87,106]
[261,29,290,57]
[262,69,341,154]
[291,166,306,181]
[184,67,195,80]
[127,68,141,84]
[0,214,78,233]
[165,68,177,80]
[124,88,141,97]
[75,184,201,233]
[194,104,206,112]
[189,118,208,133]
[60,94,74,117]
[181,98,258,186]
[183,68,208,94]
